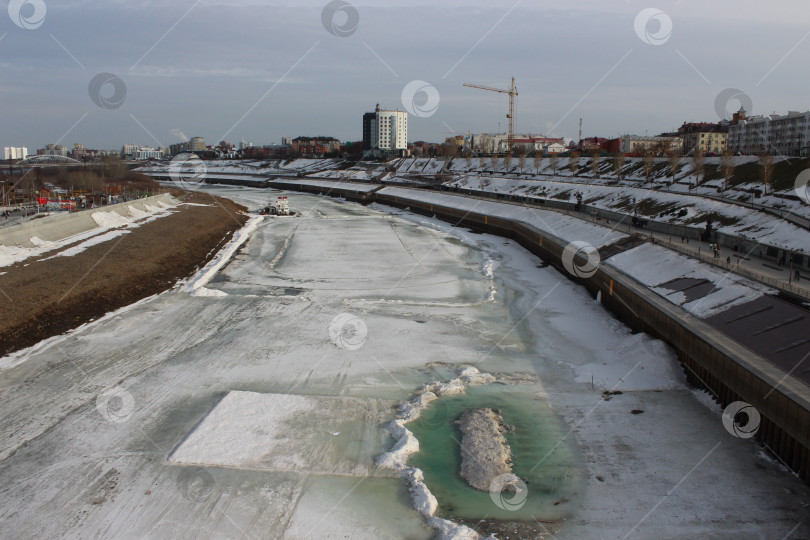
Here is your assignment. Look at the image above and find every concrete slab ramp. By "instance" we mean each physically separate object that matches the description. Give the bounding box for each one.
[0,193,178,248]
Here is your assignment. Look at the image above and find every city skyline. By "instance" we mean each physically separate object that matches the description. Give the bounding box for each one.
[2,1,810,151]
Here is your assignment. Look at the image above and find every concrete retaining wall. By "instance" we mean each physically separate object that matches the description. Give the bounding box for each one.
[0,193,177,248]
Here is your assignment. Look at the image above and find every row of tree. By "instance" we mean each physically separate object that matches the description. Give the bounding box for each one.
[442,149,778,194]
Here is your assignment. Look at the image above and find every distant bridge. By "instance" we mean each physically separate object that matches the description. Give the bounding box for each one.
[17,155,82,166]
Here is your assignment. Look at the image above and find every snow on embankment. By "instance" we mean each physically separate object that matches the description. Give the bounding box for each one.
[182,215,263,297]
[607,242,775,318]
[446,174,810,253]
[377,186,626,250]
[376,367,533,540]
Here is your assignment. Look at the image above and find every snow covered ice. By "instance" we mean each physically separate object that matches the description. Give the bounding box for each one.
[0,185,808,539]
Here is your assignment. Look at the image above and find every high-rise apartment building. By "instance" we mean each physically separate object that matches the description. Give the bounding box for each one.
[4,147,28,160]
[189,137,206,152]
[362,104,408,156]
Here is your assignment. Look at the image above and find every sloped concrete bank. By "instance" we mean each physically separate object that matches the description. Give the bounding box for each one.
[0,193,178,248]
[272,179,810,481]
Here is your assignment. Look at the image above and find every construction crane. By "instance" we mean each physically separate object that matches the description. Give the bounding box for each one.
[463,77,518,154]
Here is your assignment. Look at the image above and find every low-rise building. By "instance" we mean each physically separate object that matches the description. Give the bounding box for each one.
[472,134,566,154]
[292,136,340,157]
[135,147,164,160]
[512,136,566,154]
[69,144,101,161]
[243,145,292,159]
[579,137,609,152]
[678,122,728,155]
[37,144,68,157]
[169,142,189,156]
[616,134,681,155]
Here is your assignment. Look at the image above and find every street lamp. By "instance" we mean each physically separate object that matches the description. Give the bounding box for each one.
[789,251,794,284]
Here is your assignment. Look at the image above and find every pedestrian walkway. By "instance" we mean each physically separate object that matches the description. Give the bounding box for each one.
[600,214,810,301]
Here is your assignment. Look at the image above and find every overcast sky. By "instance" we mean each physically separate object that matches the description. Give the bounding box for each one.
[2,0,810,151]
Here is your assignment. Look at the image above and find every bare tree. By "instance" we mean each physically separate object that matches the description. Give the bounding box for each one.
[444,142,459,159]
[504,153,513,173]
[643,152,655,185]
[613,152,625,181]
[549,153,559,177]
[568,151,580,176]
[534,150,542,174]
[667,149,682,185]
[479,155,486,170]
[518,152,527,173]
[490,154,497,172]
[464,149,472,170]
[692,150,705,189]
[591,152,601,178]
[720,150,734,191]
[102,155,127,180]
[760,154,774,196]
[68,170,103,192]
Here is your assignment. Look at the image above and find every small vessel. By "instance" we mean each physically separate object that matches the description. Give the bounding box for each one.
[259,196,294,216]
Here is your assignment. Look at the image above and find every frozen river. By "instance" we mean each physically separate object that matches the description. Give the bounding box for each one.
[1,185,807,539]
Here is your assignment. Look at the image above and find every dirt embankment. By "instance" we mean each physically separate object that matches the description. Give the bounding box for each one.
[0,191,248,356]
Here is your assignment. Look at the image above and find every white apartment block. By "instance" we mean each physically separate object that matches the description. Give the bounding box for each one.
[4,147,28,160]
[375,109,408,151]
[121,144,139,158]
[135,147,164,160]
[728,110,810,156]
